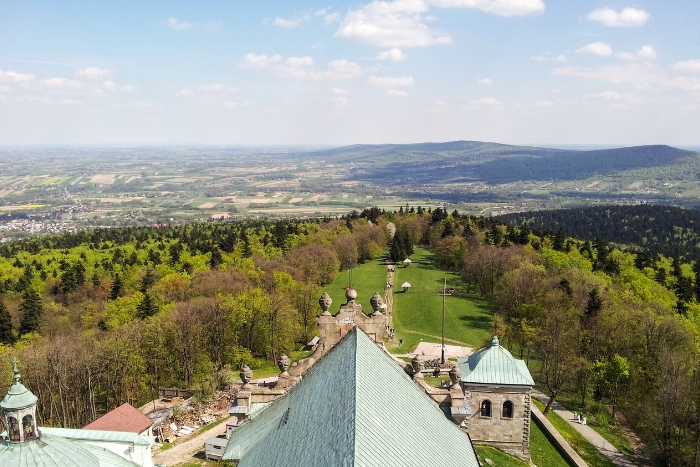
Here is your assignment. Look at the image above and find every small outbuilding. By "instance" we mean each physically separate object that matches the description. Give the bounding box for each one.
[403,258,412,267]
[204,436,228,461]
[84,402,154,437]
[401,282,411,292]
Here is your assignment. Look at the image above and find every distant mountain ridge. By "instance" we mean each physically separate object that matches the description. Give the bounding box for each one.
[309,141,697,184]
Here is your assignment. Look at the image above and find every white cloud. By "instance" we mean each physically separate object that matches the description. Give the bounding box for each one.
[573,90,640,104]
[335,0,452,48]
[477,78,492,85]
[0,70,36,82]
[166,17,221,32]
[377,48,408,61]
[531,54,566,63]
[167,17,194,31]
[387,89,408,97]
[0,85,9,93]
[239,54,284,69]
[367,75,415,87]
[75,67,112,79]
[469,97,502,107]
[273,15,309,28]
[672,60,700,73]
[637,46,657,59]
[576,42,613,57]
[552,63,700,92]
[42,78,84,89]
[534,100,554,107]
[428,0,545,16]
[324,12,341,24]
[427,99,448,112]
[102,80,134,92]
[332,88,349,95]
[239,54,362,80]
[586,7,650,27]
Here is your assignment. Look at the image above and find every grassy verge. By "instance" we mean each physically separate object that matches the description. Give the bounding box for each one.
[530,420,570,467]
[556,394,635,459]
[199,415,229,434]
[474,445,529,467]
[388,248,493,352]
[533,399,616,467]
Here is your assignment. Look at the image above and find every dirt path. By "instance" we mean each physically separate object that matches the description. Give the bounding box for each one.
[152,418,230,466]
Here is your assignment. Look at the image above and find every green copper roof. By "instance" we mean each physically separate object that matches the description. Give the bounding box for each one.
[223,327,480,467]
[39,428,154,447]
[0,433,138,467]
[458,336,535,386]
[1,359,38,411]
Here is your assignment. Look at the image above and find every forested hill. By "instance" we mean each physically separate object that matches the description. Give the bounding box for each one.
[497,204,700,259]
[308,141,697,184]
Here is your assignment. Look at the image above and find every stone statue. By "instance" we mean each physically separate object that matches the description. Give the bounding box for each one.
[449,364,462,389]
[277,354,291,375]
[370,292,383,316]
[319,292,332,316]
[240,365,253,386]
[411,355,422,375]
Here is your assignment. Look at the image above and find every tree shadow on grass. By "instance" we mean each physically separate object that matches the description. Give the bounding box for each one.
[458,314,492,331]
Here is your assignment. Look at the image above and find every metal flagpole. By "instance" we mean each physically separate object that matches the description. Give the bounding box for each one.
[437,278,452,365]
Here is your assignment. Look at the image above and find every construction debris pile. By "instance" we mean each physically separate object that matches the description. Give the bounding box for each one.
[146,389,237,443]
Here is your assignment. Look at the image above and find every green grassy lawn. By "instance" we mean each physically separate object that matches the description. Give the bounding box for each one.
[474,446,529,467]
[323,257,389,312]
[389,248,493,352]
[530,420,570,467]
[533,400,616,467]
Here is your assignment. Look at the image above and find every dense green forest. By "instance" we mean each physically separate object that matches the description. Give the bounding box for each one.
[1,207,700,466]
[497,204,700,259]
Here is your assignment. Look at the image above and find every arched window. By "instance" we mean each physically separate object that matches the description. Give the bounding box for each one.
[7,416,20,441]
[502,400,514,419]
[480,400,492,417]
[22,414,36,440]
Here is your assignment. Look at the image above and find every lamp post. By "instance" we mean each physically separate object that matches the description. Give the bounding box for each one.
[437,278,452,365]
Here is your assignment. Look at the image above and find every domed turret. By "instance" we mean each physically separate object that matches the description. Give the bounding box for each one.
[1,358,39,443]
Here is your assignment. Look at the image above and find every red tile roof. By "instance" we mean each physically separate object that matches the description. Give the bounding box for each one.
[84,403,153,434]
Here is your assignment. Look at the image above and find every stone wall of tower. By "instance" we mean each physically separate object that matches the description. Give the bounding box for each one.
[461,383,531,461]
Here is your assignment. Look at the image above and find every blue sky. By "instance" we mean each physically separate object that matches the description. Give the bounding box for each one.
[1,0,699,146]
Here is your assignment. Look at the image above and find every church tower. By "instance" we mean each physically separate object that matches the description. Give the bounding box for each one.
[1,358,39,443]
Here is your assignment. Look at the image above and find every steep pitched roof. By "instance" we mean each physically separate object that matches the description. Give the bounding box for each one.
[458,336,535,386]
[223,327,480,467]
[83,403,152,434]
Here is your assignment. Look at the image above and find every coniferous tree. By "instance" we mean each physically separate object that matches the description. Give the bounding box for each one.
[74,262,86,286]
[19,288,43,335]
[140,267,157,291]
[137,292,157,319]
[209,248,223,269]
[91,272,100,287]
[0,297,15,345]
[110,274,124,300]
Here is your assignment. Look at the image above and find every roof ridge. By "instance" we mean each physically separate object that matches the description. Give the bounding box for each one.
[496,344,535,384]
[350,328,359,465]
